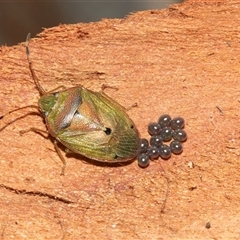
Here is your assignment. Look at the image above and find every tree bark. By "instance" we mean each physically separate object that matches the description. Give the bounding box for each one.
[0,0,240,239]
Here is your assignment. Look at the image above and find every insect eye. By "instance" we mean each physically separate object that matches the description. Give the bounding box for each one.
[130,125,134,129]
[104,127,112,135]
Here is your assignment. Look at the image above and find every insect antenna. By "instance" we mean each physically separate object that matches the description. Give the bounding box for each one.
[26,33,46,96]
[0,105,40,131]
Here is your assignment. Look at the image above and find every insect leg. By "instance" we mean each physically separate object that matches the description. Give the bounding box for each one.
[125,102,138,111]
[100,89,138,111]
[101,84,118,92]
[53,140,66,176]
[20,127,48,137]
[20,128,66,175]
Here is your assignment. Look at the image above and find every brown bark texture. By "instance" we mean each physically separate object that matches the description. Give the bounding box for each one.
[0,0,240,239]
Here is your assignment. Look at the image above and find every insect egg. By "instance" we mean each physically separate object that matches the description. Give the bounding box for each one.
[158,114,171,128]
[148,122,161,136]
[138,153,150,168]
[139,138,149,153]
[149,135,163,147]
[160,127,173,142]
[172,129,187,142]
[159,144,171,160]
[170,117,185,130]
[142,114,186,166]
[147,146,159,160]
[170,140,183,154]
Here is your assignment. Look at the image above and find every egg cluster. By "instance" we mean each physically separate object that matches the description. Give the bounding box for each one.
[138,114,187,168]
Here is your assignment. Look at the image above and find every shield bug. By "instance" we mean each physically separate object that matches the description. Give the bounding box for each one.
[0,34,140,174]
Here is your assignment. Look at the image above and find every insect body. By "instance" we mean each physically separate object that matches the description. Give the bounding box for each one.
[41,86,140,162]
[1,34,140,173]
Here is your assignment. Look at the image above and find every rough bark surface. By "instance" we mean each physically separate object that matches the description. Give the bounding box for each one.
[0,0,240,239]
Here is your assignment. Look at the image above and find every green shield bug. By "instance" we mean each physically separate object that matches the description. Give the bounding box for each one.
[1,34,140,174]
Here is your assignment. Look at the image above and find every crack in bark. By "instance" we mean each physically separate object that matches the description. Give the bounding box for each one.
[0,184,74,204]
